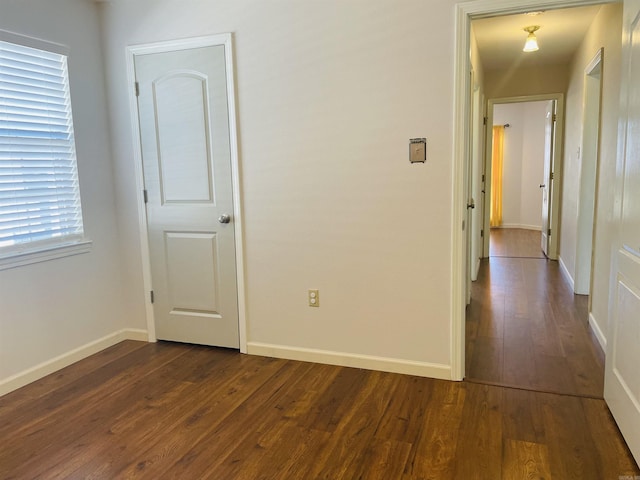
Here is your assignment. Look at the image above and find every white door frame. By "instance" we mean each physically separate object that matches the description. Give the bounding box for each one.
[575,48,604,296]
[125,34,248,352]
[482,94,565,260]
[452,0,616,381]
[469,71,483,283]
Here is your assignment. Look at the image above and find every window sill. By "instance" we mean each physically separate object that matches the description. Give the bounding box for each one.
[0,240,93,272]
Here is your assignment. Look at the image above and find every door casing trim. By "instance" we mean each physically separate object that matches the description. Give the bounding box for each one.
[125,33,248,352]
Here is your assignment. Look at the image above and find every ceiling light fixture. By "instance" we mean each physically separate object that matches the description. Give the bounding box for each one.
[523,25,540,52]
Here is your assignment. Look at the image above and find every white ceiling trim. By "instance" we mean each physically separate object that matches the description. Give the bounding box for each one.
[461,0,617,18]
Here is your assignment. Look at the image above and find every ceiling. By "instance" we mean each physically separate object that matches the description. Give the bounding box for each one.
[472,5,603,71]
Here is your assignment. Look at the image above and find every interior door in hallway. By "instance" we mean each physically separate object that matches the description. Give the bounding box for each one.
[540,99,556,258]
[605,0,640,464]
[134,45,239,348]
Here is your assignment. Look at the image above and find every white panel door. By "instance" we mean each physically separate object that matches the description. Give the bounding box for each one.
[135,46,239,348]
[540,100,556,258]
[605,0,640,464]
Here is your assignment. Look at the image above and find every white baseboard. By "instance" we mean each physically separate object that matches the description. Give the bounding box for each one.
[492,224,541,231]
[473,257,481,281]
[246,342,452,380]
[0,328,148,397]
[588,313,607,351]
[558,256,575,291]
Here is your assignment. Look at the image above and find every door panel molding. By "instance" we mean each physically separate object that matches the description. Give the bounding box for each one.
[165,231,220,314]
[154,72,214,204]
[125,34,247,352]
[605,0,640,463]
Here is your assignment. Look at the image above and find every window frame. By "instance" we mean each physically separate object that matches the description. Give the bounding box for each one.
[0,30,91,271]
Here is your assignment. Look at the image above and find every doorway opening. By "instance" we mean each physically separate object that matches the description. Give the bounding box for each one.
[482,96,564,261]
[455,2,613,397]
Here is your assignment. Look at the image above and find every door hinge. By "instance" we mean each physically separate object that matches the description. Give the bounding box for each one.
[135,82,140,97]
[550,172,554,180]
[481,229,484,238]
[143,189,148,204]
[481,174,485,182]
[150,290,155,304]
[548,228,552,236]
[552,113,557,122]
[483,116,487,126]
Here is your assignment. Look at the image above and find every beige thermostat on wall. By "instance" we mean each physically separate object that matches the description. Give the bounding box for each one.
[409,138,427,163]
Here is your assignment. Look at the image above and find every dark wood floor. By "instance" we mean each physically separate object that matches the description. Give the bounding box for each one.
[467,229,604,397]
[0,340,637,479]
[489,227,546,258]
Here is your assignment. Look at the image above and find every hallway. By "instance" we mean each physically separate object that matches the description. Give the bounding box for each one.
[465,229,604,398]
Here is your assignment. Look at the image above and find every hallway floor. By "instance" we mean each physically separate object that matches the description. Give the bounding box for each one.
[466,228,604,398]
[489,227,546,259]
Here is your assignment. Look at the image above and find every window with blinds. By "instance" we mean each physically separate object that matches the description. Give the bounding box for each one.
[0,38,85,259]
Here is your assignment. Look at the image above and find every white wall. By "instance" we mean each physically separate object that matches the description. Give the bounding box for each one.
[492,102,546,230]
[0,0,130,388]
[99,0,461,374]
[484,64,570,100]
[559,3,623,345]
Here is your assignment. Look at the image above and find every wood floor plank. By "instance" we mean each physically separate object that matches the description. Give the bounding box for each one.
[529,302,565,357]
[374,374,433,443]
[502,439,552,480]
[0,341,184,436]
[559,343,604,396]
[0,342,638,479]
[477,292,505,339]
[540,392,603,479]
[197,365,321,480]
[0,340,146,414]
[453,383,503,480]
[467,229,605,397]
[272,425,333,479]
[0,341,191,469]
[531,353,578,395]
[105,356,291,479]
[297,365,370,433]
[304,370,399,479]
[490,227,546,258]
[466,335,503,383]
[581,398,640,478]
[502,320,537,387]
[501,388,546,445]
[351,438,413,480]
[175,361,327,479]
[8,345,239,480]
[402,380,466,479]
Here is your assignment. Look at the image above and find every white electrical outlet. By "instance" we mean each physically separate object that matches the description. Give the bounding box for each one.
[308,289,319,307]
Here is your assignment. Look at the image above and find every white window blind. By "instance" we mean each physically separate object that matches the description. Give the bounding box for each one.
[0,39,84,256]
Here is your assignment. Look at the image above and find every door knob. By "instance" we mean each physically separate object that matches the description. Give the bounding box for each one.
[539,184,546,188]
[218,214,231,224]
